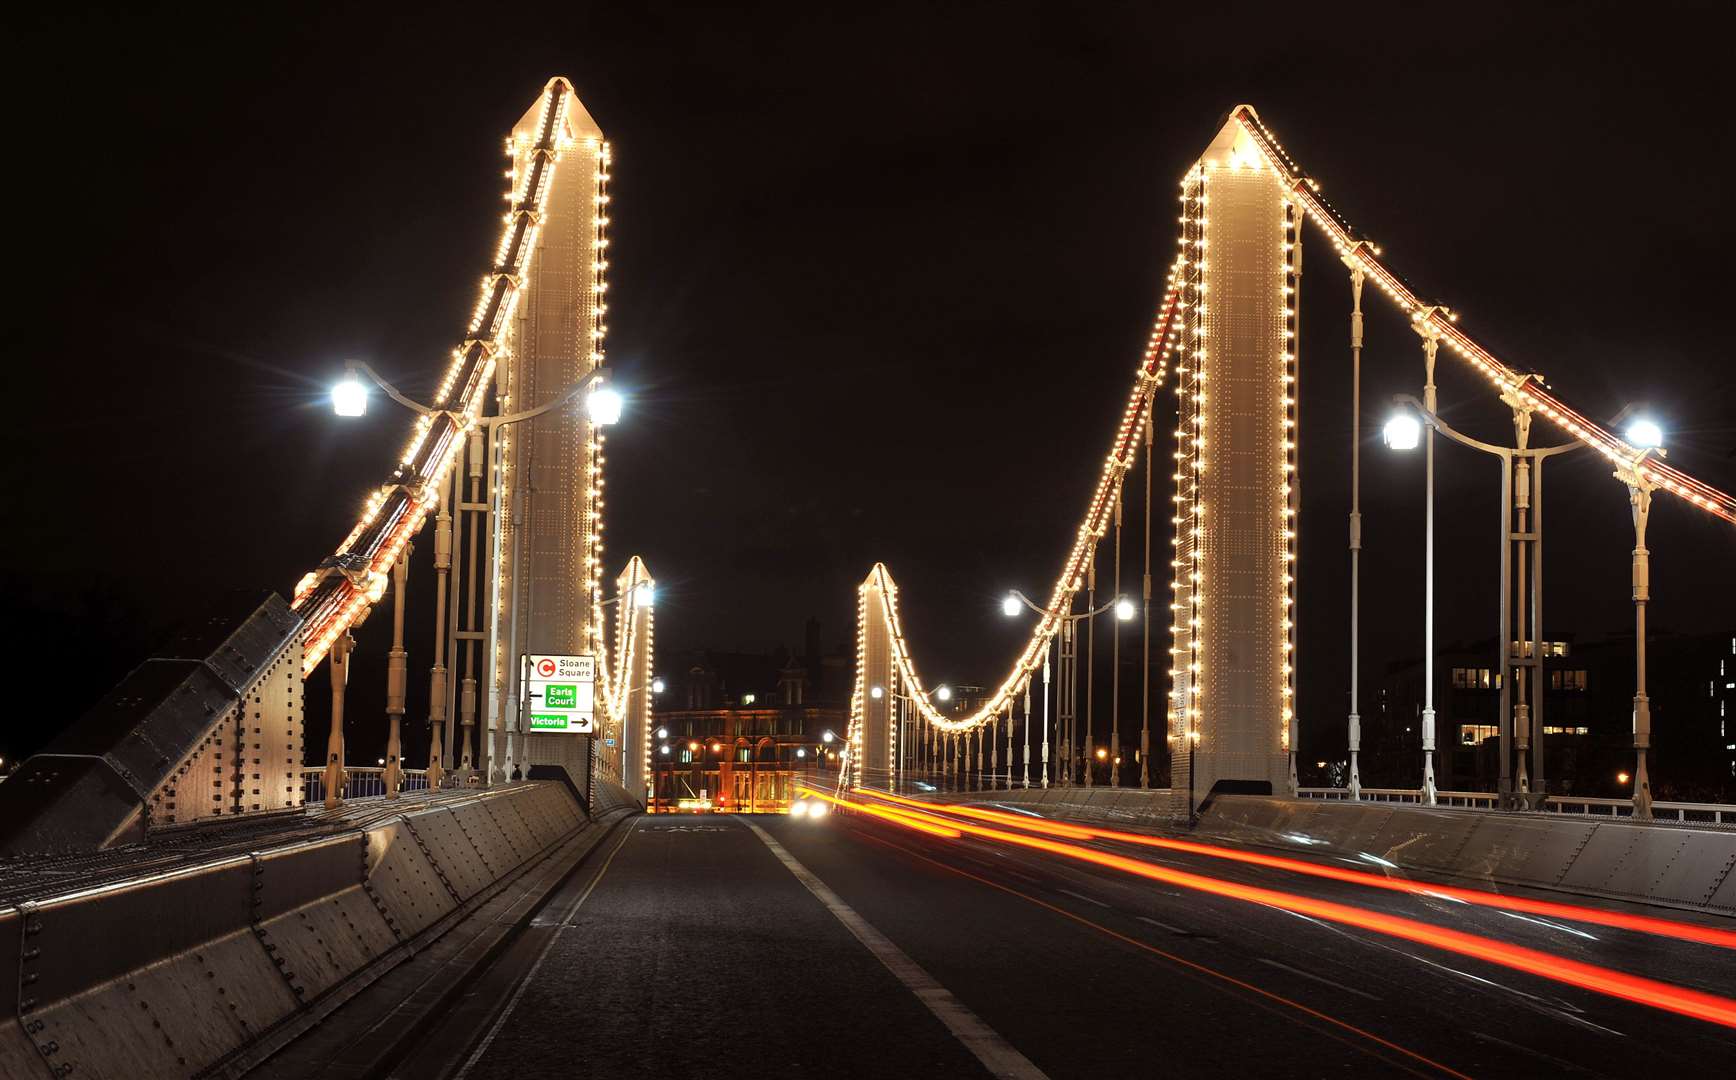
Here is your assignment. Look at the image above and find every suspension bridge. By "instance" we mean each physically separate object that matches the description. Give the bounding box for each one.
[1,80,1733,1079]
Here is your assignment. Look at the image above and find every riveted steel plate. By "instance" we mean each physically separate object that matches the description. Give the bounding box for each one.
[1558,825,1717,901]
[481,795,538,863]
[1641,830,1736,908]
[0,1019,43,1080]
[1708,856,1736,913]
[256,884,397,1001]
[29,926,295,1080]
[530,781,582,836]
[509,784,558,847]
[399,807,491,902]
[1362,808,1480,870]
[363,818,456,939]
[253,835,367,922]
[0,906,19,1017]
[26,856,253,1006]
[1446,815,1593,884]
[448,800,515,877]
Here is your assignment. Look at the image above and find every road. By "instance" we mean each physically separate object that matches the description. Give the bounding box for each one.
[396,803,1736,1079]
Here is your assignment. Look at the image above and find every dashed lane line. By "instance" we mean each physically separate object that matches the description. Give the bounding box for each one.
[745,820,1049,1080]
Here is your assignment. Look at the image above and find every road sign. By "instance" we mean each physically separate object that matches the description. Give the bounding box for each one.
[523,654,596,734]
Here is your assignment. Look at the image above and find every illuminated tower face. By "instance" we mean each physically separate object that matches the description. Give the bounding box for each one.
[494,85,611,775]
[1170,116,1299,813]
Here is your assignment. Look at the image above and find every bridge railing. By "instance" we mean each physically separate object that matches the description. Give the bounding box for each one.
[1297,787,1496,808]
[299,766,432,805]
[1296,787,1735,825]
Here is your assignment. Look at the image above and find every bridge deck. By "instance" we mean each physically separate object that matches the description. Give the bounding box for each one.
[342,808,1736,1077]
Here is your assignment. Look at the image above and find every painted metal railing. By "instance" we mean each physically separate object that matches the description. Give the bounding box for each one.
[1297,786,1735,825]
[1297,787,1497,808]
[300,766,432,805]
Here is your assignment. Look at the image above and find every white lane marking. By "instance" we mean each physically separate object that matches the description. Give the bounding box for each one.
[453,819,639,1079]
[745,820,1048,1080]
[1055,887,1111,909]
[1136,915,1193,936]
[1468,1029,1588,1072]
[1255,957,1382,1001]
[1499,911,1599,941]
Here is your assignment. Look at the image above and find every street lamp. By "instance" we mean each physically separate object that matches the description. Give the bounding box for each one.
[1382,413,1422,451]
[331,357,616,786]
[587,385,624,426]
[870,685,885,700]
[1003,588,1137,789]
[1387,394,1579,805]
[1383,402,1433,803]
[936,685,953,702]
[1001,593,1022,618]
[1612,418,1664,820]
[651,679,665,696]
[1625,418,1663,450]
[332,372,369,417]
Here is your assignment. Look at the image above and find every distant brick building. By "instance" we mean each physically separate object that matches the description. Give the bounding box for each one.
[649,619,850,811]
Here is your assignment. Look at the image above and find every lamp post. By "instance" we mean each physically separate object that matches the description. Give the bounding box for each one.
[1615,418,1664,820]
[1003,589,1133,788]
[334,359,621,788]
[1345,260,1367,799]
[1385,393,1579,805]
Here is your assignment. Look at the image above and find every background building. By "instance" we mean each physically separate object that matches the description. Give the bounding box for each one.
[648,619,850,810]
[1369,631,1735,800]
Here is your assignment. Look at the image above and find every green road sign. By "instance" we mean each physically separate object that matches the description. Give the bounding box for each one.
[544,683,578,708]
[529,714,570,731]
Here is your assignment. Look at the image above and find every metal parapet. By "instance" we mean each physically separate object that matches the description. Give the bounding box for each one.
[0,592,304,856]
[0,781,588,1079]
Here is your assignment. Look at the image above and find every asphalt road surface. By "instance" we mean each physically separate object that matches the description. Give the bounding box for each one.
[400,805,1736,1079]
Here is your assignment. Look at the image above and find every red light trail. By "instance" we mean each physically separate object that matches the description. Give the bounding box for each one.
[861,791,1736,951]
[804,788,1736,1030]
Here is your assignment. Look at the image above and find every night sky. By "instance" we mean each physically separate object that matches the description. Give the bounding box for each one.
[4,3,1732,766]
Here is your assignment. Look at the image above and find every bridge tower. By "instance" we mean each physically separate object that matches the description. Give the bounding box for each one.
[485,81,642,801]
[855,568,897,789]
[1169,111,1301,815]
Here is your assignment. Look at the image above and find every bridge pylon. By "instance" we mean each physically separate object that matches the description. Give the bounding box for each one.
[1167,111,1299,816]
[854,567,897,790]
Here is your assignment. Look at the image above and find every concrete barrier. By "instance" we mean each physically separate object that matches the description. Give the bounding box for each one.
[930,787,1736,915]
[1196,796,1736,914]
[1,781,589,1079]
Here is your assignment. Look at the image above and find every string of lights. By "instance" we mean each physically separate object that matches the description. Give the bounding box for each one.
[292,80,574,672]
[846,256,1188,755]
[1230,105,1736,526]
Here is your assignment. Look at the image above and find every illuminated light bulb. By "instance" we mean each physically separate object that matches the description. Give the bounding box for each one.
[1001,593,1023,618]
[332,373,368,417]
[1625,418,1663,449]
[588,386,624,425]
[1383,413,1422,451]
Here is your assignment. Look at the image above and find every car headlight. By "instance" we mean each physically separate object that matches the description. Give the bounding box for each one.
[790,800,809,817]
